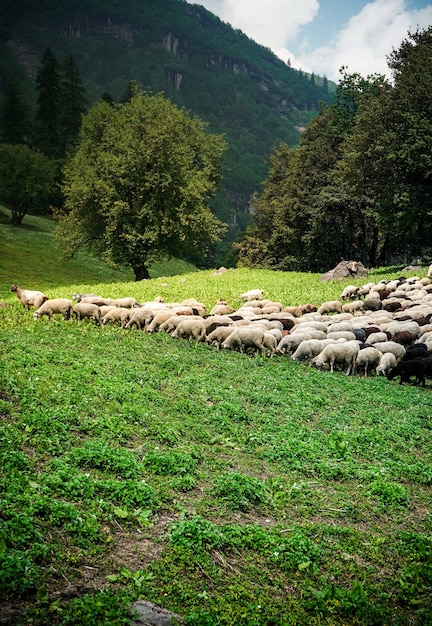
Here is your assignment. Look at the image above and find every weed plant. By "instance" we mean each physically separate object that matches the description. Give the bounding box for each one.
[0,213,431,624]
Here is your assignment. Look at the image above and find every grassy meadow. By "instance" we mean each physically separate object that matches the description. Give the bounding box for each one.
[0,211,431,625]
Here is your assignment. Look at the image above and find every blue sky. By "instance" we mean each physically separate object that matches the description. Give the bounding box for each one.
[190,1,432,81]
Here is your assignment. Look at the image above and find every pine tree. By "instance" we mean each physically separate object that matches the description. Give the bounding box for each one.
[34,48,60,158]
[0,75,30,144]
[58,54,88,155]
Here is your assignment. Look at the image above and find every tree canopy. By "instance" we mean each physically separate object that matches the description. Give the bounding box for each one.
[0,143,56,225]
[57,89,227,279]
[237,27,432,271]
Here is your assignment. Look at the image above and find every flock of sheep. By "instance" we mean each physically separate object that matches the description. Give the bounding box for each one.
[10,273,432,386]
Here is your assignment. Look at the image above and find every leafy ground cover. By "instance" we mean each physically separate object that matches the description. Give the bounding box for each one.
[0,213,431,625]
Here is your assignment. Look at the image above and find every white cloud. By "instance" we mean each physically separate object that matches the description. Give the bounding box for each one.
[291,0,432,80]
[193,0,432,82]
[196,0,319,48]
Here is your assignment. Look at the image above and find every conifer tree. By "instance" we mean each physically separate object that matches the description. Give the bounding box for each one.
[34,48,60,158]
[0,75,30,144]
[58,54,88,155]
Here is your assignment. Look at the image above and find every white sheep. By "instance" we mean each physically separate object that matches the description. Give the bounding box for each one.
[317,300,343,315]
[291,339,328,362]
[376,352,397,376]
[372,341,406,363]
[209,304,236,316]
[326,321,353,333]
[80,295,118,306]
[326,330,357,341]
[354,347,382,377]
[171,318,206,343]
[115,297,138,308]
[221,327,267,356]
[313,341,360,375]
[101,307,130,328]
[72,302,102,325]
[357,282,376,297]
[125,307,163,330]
[10,284,48,310]
[366,332,389,344]
[341,300,364,314]
[146,310,177,333]
[263,332,277,357]
[158,315,183,334]
[341,285,359,300]
[33,298,73,321]
[206,326,236,349]
[239,289,264,301]
[275,333,312,355]
[72,292,98,302]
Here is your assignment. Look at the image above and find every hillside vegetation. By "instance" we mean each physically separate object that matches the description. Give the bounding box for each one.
[1,0,333,250]
[1,216,431,625]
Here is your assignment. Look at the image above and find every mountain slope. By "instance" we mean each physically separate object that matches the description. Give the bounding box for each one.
[1,0,334,259]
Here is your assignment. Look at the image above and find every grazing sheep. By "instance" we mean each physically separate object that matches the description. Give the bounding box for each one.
[115,297,138,308]
[357,282,376,297]
[171,318,206,343]
[209,304,236,316]
[281,305,303,317]
[33,298,73,321]
[355,346,382,377]
[341,285,359,300]
[10,284,48,310]
[291,327,327,340]
[221,327,267,356]
[363,296,383,311]
[275,333,312,355]
[342,300,364,314]
[159,315,183,334]
[239,289,264,301]
[80,296,118,307]
[327,321,353,333]
[313,342,360,375]
[99,305,117,318]
[125,307,161,330]
[72,302,102,325]
[291,339,333,362]
[376,352,397,376]
[206,326,236,349]
[263,332,277,357]
[101,307,130,328]
[372,341,406,363]
[72,292,98,302]
[366,332,389,345]
[402,344,429,361]
[326,330,357,341]
[146,311,178,333]
[317,300,343,315]
[391,330,416,346]
[387,359,426,386]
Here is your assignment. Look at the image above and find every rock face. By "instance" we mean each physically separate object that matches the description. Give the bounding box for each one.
[320,260,368,282]
[131,601,182,625]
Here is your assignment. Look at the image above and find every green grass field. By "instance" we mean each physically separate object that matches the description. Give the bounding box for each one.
[0,212,431,625]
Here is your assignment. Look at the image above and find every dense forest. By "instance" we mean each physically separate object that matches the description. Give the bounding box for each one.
[0,0,333,263]
[237,27,432,271]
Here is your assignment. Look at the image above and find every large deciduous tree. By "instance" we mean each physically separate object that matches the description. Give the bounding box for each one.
[57,89,227,280]
[342,27,432,264]
[0,144,56,225]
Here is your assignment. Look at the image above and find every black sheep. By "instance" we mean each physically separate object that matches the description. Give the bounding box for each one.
[387,358,426,387]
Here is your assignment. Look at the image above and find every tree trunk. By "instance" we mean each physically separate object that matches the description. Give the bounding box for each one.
[133,265,151,281]
[11,209,24,226]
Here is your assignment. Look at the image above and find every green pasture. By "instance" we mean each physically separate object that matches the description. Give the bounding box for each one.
[0,211,431,625]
